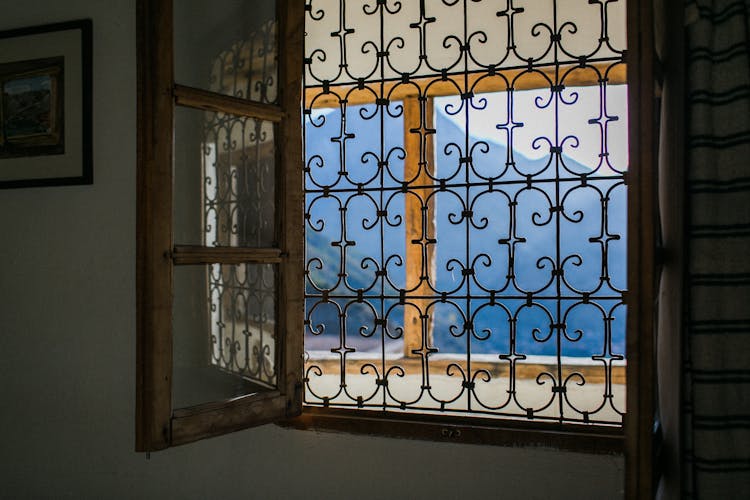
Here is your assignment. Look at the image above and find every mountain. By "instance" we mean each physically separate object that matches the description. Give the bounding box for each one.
[304,103,626,358]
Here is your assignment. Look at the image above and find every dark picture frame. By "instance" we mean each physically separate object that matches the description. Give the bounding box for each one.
[0,20,92,188]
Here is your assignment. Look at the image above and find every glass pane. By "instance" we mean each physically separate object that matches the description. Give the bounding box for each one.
[175,0,277,103]
[174,106,276,247]
[173,263,277,409]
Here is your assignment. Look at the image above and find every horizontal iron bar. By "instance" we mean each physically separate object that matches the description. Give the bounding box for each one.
[304,176,626,194]
[299,404,619,426]
[304,294,624,300]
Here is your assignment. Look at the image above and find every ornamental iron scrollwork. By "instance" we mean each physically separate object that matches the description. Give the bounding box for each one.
[304,0,626,425]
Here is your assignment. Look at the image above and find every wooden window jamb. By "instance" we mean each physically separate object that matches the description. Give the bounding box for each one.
[624,0,658,497]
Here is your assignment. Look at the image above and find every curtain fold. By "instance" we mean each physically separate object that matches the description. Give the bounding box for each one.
[684,0,750,497]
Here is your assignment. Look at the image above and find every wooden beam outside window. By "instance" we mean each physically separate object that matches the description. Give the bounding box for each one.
[306,62,626,109]
[403,96,436,358]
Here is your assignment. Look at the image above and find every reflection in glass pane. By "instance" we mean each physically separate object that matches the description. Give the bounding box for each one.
[173,263,277,409]
[175,0,277,103]
[174,106,276,247]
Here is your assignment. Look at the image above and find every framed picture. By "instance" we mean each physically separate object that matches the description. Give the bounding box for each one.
[0,20,92,188]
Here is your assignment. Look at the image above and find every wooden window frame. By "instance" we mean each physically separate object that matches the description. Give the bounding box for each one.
[137,1,659,495]
[289,0,654,456]
[623,0,659,497]
[136,0,304,451]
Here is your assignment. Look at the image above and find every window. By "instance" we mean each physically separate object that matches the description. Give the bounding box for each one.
[136,1,659,494]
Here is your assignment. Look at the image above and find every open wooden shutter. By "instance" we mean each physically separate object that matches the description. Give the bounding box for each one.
[136,0,303,451]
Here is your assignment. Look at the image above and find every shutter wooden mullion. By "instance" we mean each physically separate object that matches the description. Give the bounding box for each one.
[172,245,283,265]
[170,391,284,446]
[174,83,284,122]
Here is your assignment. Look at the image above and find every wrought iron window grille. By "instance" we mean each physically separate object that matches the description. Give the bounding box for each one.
[299,0,628,426]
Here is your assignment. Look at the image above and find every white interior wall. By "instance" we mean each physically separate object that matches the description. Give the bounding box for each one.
[0,1,623,498]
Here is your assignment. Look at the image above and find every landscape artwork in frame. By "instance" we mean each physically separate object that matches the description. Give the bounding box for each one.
[0,20,91,188]
[0,57,65,158]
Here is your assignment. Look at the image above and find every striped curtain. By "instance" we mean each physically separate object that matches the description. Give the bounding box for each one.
[684,0,750,496]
